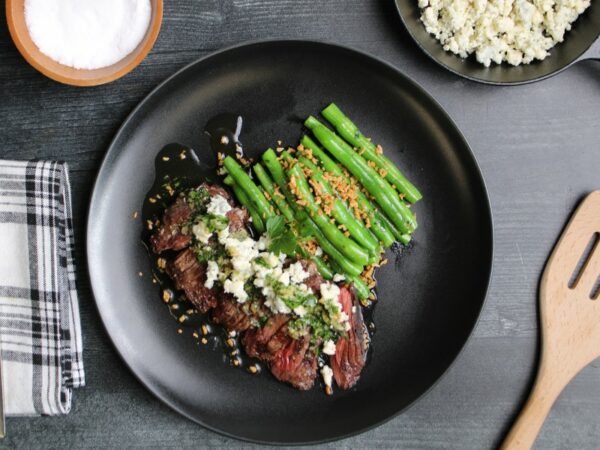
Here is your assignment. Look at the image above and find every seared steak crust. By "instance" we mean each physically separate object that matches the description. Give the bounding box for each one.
[150,197,192,254]
[242,314,289,361]
[211,295,255,333]
[167,249,217,313]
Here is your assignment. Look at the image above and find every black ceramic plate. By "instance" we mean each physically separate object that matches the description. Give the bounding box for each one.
[396,0,600,85]
[87,40,493,444]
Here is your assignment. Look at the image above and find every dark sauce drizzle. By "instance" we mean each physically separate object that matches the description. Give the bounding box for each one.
[140,115,385,392]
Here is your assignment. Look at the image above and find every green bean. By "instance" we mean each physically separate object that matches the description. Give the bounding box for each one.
[253,163,295,222]
[261,149,309,220]
[223,156,275,221]
[321,103,422,203]
[296,246,334,280]
[347,275,370,301]
[297,156,381,259]
[328,262,370,300]
[305,116,416,234]
[300,217,363,277]
[223,176,265,233]
[301,135,343,175]
[301,135,397,246]
[288,163,369,267]
[260,150,361,279]
[374,205,411,244]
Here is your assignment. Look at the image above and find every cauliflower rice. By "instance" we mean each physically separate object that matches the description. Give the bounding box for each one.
[419,0,592,67]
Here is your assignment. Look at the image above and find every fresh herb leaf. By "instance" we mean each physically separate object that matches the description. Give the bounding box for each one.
[266,216,297,256]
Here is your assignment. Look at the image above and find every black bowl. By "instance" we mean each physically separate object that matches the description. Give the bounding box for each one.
[395,0,600,85]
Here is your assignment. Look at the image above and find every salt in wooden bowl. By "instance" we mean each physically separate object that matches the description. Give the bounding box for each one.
[6,0,163,87]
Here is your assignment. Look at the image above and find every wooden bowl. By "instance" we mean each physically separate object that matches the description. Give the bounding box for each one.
[5,0,163,86]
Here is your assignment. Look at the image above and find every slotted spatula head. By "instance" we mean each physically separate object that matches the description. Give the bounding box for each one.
[539,190,600,378]
[501,191,600,450]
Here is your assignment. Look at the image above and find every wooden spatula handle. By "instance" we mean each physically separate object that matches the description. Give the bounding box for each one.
[501,358,573,450]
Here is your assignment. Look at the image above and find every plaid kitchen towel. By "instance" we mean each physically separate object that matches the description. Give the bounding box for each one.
[0,160,84,415]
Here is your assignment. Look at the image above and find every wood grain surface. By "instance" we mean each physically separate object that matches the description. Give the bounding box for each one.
[1,0,599,448]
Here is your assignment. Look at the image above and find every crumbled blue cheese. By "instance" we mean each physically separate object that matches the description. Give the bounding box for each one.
[204,261,220,289]
[192,222,212,244]
[419,0,591,67]
[321,365,333,388]
[322,339,336,355]
[320,282,340,303]
[332,273,345,282]
[223,278,248,303]
[293,305,307,317]
[319,282,349,332]
[206,195,232,216]
[288,261,310,284]
[273,298,291,314]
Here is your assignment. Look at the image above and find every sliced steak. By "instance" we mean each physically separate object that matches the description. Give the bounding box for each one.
[242,314,289,361]
[150,196,192,253]
[243,314,318,390]
[204,183,231,200]
[331,285,368,389]
[299,259,325,294]
[226,207,250,232]
[212,295,255,333]
[167,249,217,313]
[270,334,318,391]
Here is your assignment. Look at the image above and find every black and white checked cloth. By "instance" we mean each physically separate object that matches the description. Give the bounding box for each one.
[0,160,84,415]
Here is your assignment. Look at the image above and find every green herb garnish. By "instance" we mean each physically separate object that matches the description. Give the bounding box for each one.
[265,216,297,256]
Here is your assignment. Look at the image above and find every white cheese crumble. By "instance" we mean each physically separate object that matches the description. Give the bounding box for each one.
[223,278,248,303]
[332,273,346,282]
[322,339,336,355]
[318,282,350,332]
[206,195,232,217]
[320,282,341,304]
[288,261,310,284]
[419,0,591,67]
[293,305,307,317]
[204,261,220,289]
[321,365,333,389]
[192,222,212,244]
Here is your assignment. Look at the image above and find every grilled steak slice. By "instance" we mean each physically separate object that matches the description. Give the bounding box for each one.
[167,249,217,313]
[212,295,255,333]
[204,184,230,199]
[331,285,368,389]
[299,259,325,294]
[150,197,192,253]
[226,207,250,232]
[242,314,289,361]
[270,334,317,391]
[243,314,317,390]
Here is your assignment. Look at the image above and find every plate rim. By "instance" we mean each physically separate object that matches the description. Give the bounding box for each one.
[86,38,495,445]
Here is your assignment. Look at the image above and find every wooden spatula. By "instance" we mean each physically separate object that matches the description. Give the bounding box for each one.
[502,190,600,450]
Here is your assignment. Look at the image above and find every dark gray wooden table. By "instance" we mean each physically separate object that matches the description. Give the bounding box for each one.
[1,1,599,448]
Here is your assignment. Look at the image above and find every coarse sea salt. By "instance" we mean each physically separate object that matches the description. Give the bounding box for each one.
[24,0,152,70]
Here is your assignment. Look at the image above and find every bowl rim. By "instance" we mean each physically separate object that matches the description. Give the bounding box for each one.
[5,0,164,87]
[393,0,600,85]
